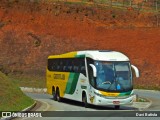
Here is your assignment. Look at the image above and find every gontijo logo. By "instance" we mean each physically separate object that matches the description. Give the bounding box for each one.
[2,112,42,118]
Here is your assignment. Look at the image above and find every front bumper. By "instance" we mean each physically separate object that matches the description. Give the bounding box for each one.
[94,94,134,106]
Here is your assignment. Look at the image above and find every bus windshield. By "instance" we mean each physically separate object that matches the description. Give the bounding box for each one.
[94,61,132,92]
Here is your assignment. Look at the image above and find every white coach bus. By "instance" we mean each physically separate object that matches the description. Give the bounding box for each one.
[47,50,139,109]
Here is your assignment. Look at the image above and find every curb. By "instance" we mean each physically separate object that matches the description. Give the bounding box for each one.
[131,94,152,111]
[133,89,158,111]
[22,101,36,112]
[124,95,152,111]
[0,101,36,120]
[143,97,152,111]
[136,98,152,111]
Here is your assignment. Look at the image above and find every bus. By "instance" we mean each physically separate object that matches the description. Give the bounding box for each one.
[46,50,139,109]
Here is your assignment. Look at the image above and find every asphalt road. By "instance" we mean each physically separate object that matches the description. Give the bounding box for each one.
[24,93,136,111]
[24,89,160,111]
[134,89,160,110]
[14,89,160,120]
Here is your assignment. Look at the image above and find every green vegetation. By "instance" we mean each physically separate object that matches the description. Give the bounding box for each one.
[64,1,87,5]
[135,85,160,91]
[64,0,159,13]
[136,96,149,102]
[137,98,148,102]
[8,74,46,88]
[0,72,34,111]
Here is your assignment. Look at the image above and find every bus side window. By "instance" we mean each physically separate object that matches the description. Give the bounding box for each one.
[62,59,67,72]
[52,59,57,71]
[65,59,71,72]
[68,66,72,71]
[57,65,60,71]
[72,58,78,72]
[88,65,95,87]
[63,65,67,71]
[67,59,73,72]
[61,58,73,72]
[80,66,86,76]
[48,59,51,71]
[56,59,62,71]
[87,58,95,87]
[73,66,78,72]
[48,59,58,71]
[59,60,63,71]
[78,58,86,76]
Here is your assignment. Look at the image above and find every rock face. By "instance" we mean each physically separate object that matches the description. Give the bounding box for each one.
[0,1,160,89]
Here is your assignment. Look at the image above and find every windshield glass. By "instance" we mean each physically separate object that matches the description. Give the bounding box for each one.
[95,61,132,92]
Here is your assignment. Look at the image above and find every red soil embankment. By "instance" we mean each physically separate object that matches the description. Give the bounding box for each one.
[0,1,159,89]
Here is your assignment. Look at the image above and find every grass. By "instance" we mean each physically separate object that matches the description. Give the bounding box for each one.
[62,0,159,13]
[137,97,149,102]
[8,74,46,88]
[135,85,160,91]
[64,1,87,5]
[0,72,34,112]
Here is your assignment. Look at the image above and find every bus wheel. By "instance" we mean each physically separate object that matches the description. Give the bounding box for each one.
[115,105,120,109]
[56,89,61,102]
[52,90,57,101]
[82,94,89,108]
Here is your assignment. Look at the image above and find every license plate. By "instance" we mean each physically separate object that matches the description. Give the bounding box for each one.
[113,101,120,105]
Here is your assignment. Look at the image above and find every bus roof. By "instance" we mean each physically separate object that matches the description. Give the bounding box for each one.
[48,50,129,61]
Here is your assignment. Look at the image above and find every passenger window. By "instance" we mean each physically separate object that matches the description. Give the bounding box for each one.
[73,66,78,72]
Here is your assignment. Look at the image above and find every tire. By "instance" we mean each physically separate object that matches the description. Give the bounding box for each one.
[82,94,89,108]
[52,90,57,101]
[115,105,120,109]
[56,89,61,102]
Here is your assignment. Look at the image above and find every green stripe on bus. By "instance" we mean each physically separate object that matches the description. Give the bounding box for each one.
[119,91,132,96]
[75,54,85,58]
[65,73,80,94]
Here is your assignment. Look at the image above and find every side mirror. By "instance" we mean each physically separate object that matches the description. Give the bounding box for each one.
[89,64,97,77]
[131,65,140,78]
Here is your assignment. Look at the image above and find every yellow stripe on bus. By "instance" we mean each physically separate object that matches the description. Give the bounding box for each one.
[99,91,120,97]
[48,52,77,59]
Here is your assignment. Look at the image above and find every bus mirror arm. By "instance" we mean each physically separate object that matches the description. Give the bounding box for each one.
[131,65,140,78]
[89,64,97,77]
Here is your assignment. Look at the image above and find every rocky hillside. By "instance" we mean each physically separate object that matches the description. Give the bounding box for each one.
[0,1,160,89]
